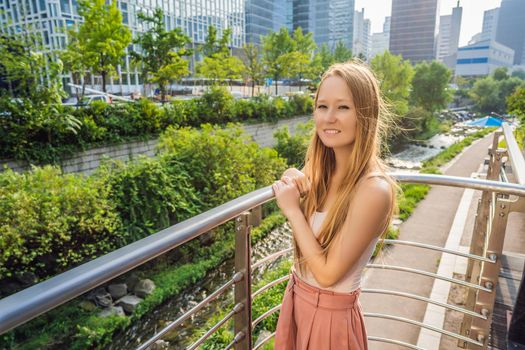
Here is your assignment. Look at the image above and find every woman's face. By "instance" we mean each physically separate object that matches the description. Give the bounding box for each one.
[314,75,358,152]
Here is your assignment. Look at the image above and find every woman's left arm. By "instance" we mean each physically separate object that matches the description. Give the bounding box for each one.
[274,177,392,288]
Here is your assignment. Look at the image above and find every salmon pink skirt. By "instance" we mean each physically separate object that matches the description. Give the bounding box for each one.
[274,271,368,350]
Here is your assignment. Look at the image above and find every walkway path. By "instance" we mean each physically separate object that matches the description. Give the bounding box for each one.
[360,131,525,349]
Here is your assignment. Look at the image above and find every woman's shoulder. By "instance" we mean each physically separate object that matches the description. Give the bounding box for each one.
[354,171,393,209]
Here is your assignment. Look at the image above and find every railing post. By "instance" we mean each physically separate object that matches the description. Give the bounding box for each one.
[234,212,253,350]
[467,195,510,349]
[458,140,504,348]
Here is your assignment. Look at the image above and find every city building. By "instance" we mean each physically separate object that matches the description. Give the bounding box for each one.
[480,7,499,42]
[495,0,525,65]
[370,16,390,59]
[436,1,462,70]
[389,0,440,63]
[245,0,291,45]
[353,8,371,60]
[293,0,355,50]
[455,39,515,77]
[0,0,245,94]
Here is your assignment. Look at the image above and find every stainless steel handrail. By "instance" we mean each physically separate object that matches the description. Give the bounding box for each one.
[381,239,495,263]
[1,174,525,336]
[364,312,484,346]
[252,275,290,299]
[366,264,492,292]
[136,273,242,350]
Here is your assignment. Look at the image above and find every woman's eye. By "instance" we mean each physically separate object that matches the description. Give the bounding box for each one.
[338,105,350,110]
[317,105,327,109]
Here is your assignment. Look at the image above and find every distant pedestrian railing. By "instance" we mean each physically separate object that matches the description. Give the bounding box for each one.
[0,123,524,350]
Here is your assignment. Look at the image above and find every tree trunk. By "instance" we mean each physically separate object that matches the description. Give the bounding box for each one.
[275,79,278,95]
[251,81,255,97]
[101,71,107,93]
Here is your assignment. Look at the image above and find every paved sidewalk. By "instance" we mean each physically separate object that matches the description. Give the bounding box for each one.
[360,133,499,349]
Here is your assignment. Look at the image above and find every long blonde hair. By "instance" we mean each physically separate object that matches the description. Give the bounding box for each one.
[295,61,398,273]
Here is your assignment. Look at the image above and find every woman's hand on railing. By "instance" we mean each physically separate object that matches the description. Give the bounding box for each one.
[281,168,311,197]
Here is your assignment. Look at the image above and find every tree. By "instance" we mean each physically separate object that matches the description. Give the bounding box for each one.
[370,51,414,116]
[492,67,509,81]
[262,27,296,94]
[60,28,94,102]
[242,43,264,97]
[333,41,352,63]
[311,43,334,78]
[507,86,525,119]
[469,78,500,113]
[410,61,453,113]
[77,0,131,93]
[131,8,191,102]
[290,27,317,87]
[196,26,244,85]
[511,69,525,80]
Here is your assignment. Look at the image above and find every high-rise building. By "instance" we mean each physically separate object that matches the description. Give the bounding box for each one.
[245,0,291,45]
[353,8,371,59]
[495,0,525,65]
[389,0,440,63]
[0,0,245,94]
[480,8,499,42]
[293,0,355,50]
[436,1,462,69]
[370,16,390,59]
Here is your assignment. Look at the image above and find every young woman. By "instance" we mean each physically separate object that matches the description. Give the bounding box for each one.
[272,61,398,350]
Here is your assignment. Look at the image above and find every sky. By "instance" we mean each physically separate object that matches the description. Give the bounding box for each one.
[354,0,502,46]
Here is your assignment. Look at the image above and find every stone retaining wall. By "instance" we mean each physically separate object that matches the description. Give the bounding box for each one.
[1,115,311,175]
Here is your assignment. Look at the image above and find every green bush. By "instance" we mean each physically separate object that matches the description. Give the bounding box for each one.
[157,123,287,208]
[273,120,314,168]
[94,156,203,243]
[0,166,122,283]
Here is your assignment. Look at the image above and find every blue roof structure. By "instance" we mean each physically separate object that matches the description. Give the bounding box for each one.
[466,116,503,127]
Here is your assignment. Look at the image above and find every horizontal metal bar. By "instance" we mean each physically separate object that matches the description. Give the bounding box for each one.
[135,273,241,350]
[0,186,274,335]
[3,173,523,334]
[251,248,293,270]
[503,123,525,185]
[223,331,246,350]
[381,239,495,263]
[367,336,426,350]
[186,303,243,350]
[393,173,525,197]
[362,288,487,320]
[252,275,290,299]
[366,264,492,292]
[364,312,483,347]
[253,331,276,350]
[252,304,282,329]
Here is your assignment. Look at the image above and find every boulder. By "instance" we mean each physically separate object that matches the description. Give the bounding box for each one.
[108,283,128,299]
[125,274,141,291]
[150,340,169,349]
[99,306,126,318]
[134,279,155,298]
[93,289,113,308]
[117,295,143,314]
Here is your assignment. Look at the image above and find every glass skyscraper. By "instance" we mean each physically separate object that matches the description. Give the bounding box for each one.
[292,0,354,50]
[245,0,291,45]
[495,0,525,65]
[389,0,440,63]
[0,0,245,93]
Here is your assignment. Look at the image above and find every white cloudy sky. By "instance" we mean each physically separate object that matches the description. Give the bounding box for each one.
[354,0,502,46]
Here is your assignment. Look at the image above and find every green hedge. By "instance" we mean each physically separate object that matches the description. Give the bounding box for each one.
[0,87,313,163]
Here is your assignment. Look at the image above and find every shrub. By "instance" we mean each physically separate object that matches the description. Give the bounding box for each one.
[0,166,122,284]
[273,120,314,168]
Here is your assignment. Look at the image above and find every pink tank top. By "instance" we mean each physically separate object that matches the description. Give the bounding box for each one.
[293,210,379,293]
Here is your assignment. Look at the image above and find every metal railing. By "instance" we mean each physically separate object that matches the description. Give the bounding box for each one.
[1,123,524,350]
